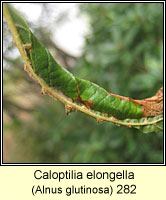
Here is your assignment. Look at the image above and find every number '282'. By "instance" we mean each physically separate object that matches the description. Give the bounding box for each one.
[117,184,136,194]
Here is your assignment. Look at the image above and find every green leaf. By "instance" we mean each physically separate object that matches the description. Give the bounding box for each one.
[3,3,163,133]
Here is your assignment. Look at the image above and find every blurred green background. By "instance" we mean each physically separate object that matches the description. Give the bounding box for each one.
[3,3,163,163]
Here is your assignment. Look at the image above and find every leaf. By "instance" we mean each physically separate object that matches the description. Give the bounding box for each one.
[3,3,163,133]
[119,115,163,134]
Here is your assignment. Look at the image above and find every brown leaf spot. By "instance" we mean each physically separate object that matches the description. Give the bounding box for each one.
[136,87,163,117]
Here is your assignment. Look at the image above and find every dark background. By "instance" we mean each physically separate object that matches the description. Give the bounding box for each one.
[3,3,163,163]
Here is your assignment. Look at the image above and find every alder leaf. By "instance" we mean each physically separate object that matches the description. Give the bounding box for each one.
[3,3,163,133]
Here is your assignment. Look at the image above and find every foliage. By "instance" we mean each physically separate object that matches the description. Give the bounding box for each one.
[3,3,163,163]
